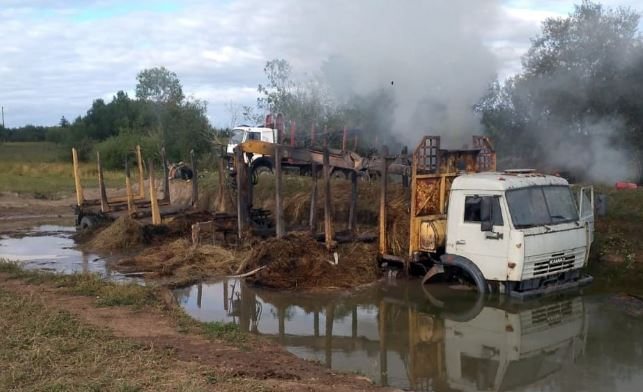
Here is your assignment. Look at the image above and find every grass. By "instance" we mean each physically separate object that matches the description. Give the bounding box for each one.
[0,260,256,345]
[0,141,125,197]
[202,321,247,344]
[0,287,211,391]
[0,261,155,308]
[0,261,272,391]
[587,187,643,295]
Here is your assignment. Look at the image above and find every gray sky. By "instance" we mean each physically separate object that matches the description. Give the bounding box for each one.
[1,0,642,129]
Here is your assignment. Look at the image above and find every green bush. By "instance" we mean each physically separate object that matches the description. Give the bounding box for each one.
[94,133,160,170]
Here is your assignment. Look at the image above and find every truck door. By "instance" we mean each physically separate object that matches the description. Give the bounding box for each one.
[577,187,594,262]
[451,195,509,281]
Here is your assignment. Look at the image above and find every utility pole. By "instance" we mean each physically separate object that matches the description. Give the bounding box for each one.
[1,106,4,128]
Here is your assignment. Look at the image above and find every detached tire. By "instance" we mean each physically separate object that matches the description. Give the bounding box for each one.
[79,216,96,231]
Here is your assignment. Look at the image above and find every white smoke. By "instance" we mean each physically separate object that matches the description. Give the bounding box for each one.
[277,0,501,147]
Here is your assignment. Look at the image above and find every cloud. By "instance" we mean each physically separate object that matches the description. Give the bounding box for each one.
[1,0,640,129]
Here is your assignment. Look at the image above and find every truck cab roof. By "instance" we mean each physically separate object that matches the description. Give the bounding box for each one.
[451,171,569,192]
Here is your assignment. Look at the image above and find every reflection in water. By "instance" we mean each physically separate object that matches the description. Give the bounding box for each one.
[175,280,643,391]
[0,225,135,282]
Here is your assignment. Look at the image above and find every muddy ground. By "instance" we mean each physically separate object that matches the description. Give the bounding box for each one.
[0,271,391,391]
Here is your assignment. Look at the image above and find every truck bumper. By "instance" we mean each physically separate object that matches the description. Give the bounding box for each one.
[508,273,593,300]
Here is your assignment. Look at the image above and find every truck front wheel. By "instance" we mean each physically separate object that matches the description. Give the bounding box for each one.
[425,254,489,294]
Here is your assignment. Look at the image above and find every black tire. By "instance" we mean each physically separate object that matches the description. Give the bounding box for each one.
[79,216,96,231]
[439,254,489,294]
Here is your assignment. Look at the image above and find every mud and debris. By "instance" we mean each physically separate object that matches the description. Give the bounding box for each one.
[86,216,145,252]
[114,239,240,287]
[238,232,381,290]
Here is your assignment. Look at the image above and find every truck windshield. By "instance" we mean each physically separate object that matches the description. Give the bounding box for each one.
[230,129,244,144]
[506,186,579,229]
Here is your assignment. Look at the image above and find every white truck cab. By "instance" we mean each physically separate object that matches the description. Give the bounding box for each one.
[227,126,277,156]
[437,171,594,297]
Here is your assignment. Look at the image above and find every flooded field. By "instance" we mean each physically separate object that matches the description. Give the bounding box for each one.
[176,279,643,392]
[2,224,642,391]
[0,225,136,281]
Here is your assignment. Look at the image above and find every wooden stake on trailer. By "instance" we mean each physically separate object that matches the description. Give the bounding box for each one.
[274,145,285,238]
[215,149,229,213]
[235,147,249,239]
[190,149,198,207]
[125,160,135,215]
[309,162,318,234]
[348,170,357,234]
[323,139,334,250]
[379,145,389,256]
[136,145,144,198]
[161,147,170,204]
[71,148,84,207]
[148,160,161,225]
[353,134,358,151]
[96,151,110,213]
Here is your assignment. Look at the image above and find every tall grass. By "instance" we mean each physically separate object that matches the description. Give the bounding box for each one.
[0,141,125,196]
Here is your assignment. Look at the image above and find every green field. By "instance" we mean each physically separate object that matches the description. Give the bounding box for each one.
[0,142,125,197]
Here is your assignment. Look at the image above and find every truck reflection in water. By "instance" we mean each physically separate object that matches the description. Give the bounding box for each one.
[175,281,588,391]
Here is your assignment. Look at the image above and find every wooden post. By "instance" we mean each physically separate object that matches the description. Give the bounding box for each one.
[323,140,334,250]
[190,149,198,208]
[274,145,285,238]
[125,160,135,214]
[311,124,316,147]
[353,135,358,151]
[309,162,318,234]
[235,147,248,239]
[191,222,201,247]
[342,126,348,151]
[401,146,409,189]
[96,151,109,213]
[379,146,389,255]
[148,160,161,225]
[348,170,358,234]
[71,148,84,207]
[161,147,170,204]
[136,145,144,198]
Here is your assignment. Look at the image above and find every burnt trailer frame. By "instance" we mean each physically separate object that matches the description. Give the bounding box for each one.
[71,145,196,229]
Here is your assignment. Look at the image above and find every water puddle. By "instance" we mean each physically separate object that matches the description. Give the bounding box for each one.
[175,279,643,391]
[0,225,136,282]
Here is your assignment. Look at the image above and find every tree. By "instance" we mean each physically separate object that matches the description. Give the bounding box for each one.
[135,66,185,105]
[59,116,70,128]
[477,1,643,181]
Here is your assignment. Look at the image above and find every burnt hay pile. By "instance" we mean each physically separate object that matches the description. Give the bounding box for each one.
[239,232,381,290]
[114,239,238,286]
[86,216,145,252]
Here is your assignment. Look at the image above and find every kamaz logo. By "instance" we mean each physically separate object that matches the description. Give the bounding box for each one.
[549,256,571,265]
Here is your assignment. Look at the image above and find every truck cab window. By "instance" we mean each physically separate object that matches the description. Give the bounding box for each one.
[247,132,261,140]
[464,196,504,226]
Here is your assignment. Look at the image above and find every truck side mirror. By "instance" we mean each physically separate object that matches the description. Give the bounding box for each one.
[480,197,493,232]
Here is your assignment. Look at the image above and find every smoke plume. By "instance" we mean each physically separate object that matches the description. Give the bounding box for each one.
[279,0,501,147]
